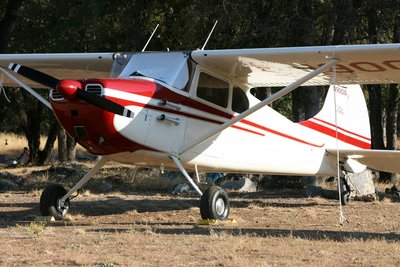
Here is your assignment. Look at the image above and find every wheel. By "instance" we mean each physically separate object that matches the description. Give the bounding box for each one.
[339,177,351,205]
[200,186,229,220]
[340,191,351,205]
[40,184,70,220]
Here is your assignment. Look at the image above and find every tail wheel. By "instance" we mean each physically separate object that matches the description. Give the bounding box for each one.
[40,184,70,220]
[339,177,351,205]
[340,191,351,205]
[200,186,229,220]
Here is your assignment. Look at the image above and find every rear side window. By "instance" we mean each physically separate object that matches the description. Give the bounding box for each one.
[232,87,249,113]
[197,72,229,108]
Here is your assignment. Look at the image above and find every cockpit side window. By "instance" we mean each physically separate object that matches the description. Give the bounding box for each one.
[197,72,229,108]
[232,86,249,113]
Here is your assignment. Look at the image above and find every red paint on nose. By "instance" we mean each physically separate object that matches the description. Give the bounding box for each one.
[57,80,82,99]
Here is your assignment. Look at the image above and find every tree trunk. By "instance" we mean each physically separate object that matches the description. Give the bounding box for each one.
[57,128,67,162]
[385,84,399,183]
[292,90,303,122]
[0,0,24,52]
[37,121,59,164]
[386,85,398,150]
[66,135,76,161]
[331,0,355,45]
[22,97,42,163]
[365,4,389,181]
[368,85,385,149]
[21,98,59,165]
[304,86,320,119]
[385,10,400,183]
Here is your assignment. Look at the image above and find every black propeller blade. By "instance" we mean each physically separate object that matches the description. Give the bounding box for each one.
[8,63,59,88]
[75,89,133,118]
[7,63,134,118]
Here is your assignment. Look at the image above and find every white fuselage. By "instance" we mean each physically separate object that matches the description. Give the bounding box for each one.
[107,80,352,176]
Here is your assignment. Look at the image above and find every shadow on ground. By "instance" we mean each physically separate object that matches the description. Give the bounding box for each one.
[85,225,400,242]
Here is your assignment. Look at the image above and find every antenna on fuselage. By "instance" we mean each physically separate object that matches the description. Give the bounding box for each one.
[142,24,159,52]
[201,20,218,50]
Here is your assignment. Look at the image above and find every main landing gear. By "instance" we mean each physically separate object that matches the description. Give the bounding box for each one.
[39,157,108,219]
[39,155,230,221]
[40,184,70,220]
[171,155,230,220]
[200,186,229,220]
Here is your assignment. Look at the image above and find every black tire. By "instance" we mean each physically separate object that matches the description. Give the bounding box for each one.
[339,177,351,205]
[200,186,229,220]
[340,191,350,205]
[40,184,70,220]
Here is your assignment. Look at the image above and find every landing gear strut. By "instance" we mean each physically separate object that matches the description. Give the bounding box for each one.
[39,157,108,219]
[170,154,230,220]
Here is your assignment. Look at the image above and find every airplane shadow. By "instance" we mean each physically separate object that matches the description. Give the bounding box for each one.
[0,190,321,224]
[0,191,334,227]
[0,202,39,226]
[229,189,308,199]
[85,226,400,242]
[0,195,199,227]
[163,227,400,241]
[1,190,395,244]
[82,222,400,242]
[231,200,321,209]
[71,197,198,216]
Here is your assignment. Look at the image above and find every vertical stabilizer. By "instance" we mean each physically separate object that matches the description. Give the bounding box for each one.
[299,85,371,149]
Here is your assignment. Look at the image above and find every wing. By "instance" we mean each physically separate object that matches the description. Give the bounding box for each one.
[0,53,115,87]
[327,149,400,173]
[191,44,400,87]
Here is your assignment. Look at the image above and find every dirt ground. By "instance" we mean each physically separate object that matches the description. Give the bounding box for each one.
[1,184,400,266]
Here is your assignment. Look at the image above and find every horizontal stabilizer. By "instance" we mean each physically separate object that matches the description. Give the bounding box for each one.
[327,149,400,173]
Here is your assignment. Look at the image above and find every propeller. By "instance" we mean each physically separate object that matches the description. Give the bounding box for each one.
[7,63,134,118]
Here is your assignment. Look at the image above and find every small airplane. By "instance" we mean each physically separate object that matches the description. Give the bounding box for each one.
[1,42,400,221]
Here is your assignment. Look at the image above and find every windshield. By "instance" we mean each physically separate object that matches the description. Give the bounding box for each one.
[110,52,190,90]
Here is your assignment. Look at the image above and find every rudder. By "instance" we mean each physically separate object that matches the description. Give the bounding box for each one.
[299,84,371,149]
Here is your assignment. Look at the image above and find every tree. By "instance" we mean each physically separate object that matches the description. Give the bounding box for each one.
[1,0,400,170]
[0,0,25,130]
[57,128,76,162]
[384,4,400,183]
[0,0,24,52]
[362,0,400,182]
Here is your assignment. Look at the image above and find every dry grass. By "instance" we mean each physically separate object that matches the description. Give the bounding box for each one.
[0,133,32,160]
[1,190,400,266]
[1,133,400,265]
[16,221,46,238]
[0,132,60,156]
[0,132,89,164]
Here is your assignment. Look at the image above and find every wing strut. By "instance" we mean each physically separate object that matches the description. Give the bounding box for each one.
[178,58,339,155]
[0,67,52,109]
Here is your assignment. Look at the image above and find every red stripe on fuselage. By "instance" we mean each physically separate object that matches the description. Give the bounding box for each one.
[299,120,371,149]
[99,79,324,147]
[241,119,324,148]
[113,99,265,136]
[312,117,371,141]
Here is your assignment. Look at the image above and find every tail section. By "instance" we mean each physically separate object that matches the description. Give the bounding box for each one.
[299,84,371,149]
